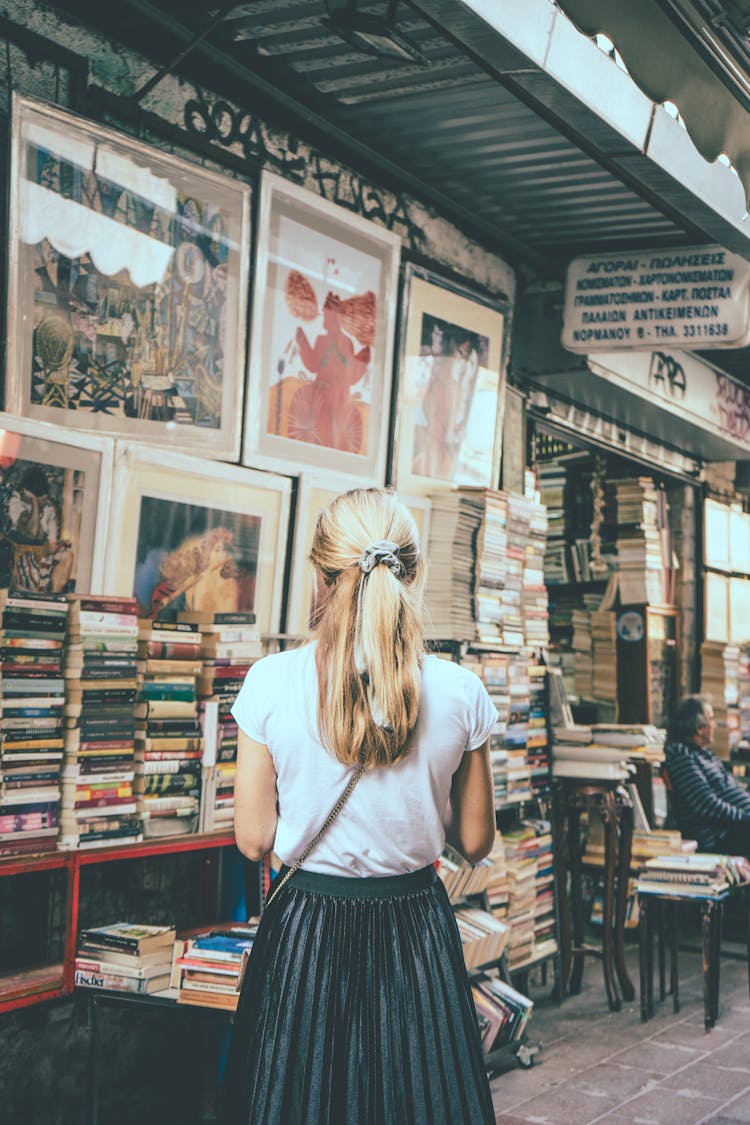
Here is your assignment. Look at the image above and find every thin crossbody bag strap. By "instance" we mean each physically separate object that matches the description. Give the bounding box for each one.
[264,765,365,909]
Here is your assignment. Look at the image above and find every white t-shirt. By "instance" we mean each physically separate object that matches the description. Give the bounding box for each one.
[231,643,497,877]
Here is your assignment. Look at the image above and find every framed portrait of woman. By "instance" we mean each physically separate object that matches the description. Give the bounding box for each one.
[0,412,113,595]
[286,476,432,637]
[6,94,251,460]
[390,264,508,495]
[105,444,291,630]
[242,172,401,484]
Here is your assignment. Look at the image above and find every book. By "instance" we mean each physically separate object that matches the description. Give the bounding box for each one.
[77,921,176,954]
[74,968,170,994]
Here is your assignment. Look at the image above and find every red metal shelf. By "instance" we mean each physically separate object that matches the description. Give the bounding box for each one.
[75,830,236,866]
[0,964,64,1014]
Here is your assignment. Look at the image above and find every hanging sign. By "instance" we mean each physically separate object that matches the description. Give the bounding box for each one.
[562,245,750,352]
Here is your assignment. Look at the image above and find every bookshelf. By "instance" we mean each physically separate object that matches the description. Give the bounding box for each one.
[0,830,236,1014]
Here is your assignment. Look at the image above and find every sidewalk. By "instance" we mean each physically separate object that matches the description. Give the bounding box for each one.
[490,936,750,1124]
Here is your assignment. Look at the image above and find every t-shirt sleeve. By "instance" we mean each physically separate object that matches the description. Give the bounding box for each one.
[462,669,499,751]
[230,659,270,744]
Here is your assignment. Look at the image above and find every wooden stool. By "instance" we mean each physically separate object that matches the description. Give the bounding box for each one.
[638,886,750,1031]
[553,778,635,1012]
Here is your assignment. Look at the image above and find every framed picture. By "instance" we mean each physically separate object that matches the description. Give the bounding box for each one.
[285,476,432,637]
[105,444,291,631]
[0,411,112,594]
[729,577,750,644]
[391,264,508,495]
[243,172,401,483]
[6,94,251,459]
[704,500,730,572]
[704,572,729,643]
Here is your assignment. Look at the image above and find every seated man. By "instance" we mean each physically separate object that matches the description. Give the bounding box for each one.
[665,695,750,854]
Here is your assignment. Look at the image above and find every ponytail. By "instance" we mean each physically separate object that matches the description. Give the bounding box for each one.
[309,489,426,768]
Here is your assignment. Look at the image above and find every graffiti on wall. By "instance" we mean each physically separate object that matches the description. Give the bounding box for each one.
[183,91,423,251]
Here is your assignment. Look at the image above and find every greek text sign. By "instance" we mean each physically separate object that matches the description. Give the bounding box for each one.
[562,245,750,352]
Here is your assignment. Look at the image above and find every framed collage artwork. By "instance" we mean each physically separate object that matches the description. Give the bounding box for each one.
[286,475,432,637]
[0,411,112,595]
[243,172,401,483]
[390,264,508,495]
[6,94,251,459]
[104,444,291,631]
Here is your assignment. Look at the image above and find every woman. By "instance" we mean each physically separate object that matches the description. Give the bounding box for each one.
[221,488,497,1125]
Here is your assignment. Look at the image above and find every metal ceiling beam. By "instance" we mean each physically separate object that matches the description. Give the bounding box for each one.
[112,0,557,276]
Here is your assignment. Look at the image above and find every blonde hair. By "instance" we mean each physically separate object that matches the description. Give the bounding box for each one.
[309,488,427,768]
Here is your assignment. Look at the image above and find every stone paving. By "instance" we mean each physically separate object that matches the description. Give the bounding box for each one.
[489,934,750,1124]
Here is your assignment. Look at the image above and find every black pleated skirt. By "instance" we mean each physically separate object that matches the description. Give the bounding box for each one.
[219,864,494,1125]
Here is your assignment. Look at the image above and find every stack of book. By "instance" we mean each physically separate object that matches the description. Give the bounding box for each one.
[635,853,750,898]
[504,657,532,803]
[480,653,510,806]
[502,825,538,970]
[526,664,550,798]
[610,477,673,607]
[0,590,68,853]
[60,596,141,850]
[424,491,483,640]
[74,921,175,994]
[701,640,740,760]
[135,620,204,838]
[502,494,529,649]
[453,907,510,969]
[551,738,633,782]
[591,608,617,703]
[170,924,258,1009]
[473,491,508,645]
[524,818,557,960]
[437,843,496,902]
[485,832,510,919]
[472,975,534,1053]
[522,501,549,649]
[184,611,262,834]
[590,724,665,766]
[572,607,594,701]
[537,462,568,585]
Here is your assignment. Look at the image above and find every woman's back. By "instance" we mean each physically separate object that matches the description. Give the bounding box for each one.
[232,644,497,877]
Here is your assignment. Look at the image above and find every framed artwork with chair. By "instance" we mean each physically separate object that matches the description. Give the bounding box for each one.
[5,94,251,460]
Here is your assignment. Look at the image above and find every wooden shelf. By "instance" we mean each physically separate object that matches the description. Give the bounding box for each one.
[0,832,239,1013]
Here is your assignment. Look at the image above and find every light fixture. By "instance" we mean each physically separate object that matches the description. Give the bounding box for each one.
[324,0,430,65]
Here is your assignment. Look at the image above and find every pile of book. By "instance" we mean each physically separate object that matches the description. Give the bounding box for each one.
[591,724,665,766]
[454,906,510,969]
[635,853,750,898]
[480,653,510,805]
[502,825,538,970]
[522,500,549,649]
[473,491,508,645]
[701,640,740,760]
[524,818,557,961]
[485,833,510,918]
[537,462,568,585]
[135,620,204,839]
[572,606,594,701]
[187,611,262,834]
[501,494,529,649]
[591,609,617,703]
[437,843,496,902]
[504,657,532,804]
[170,923,258,1009]
[0,590,68,853]
[609,476,673,606]
[526,664,550,798]
[424,491,483,640]
[74,921,175,994]
[60,596,141,850]
[471,974,533,1053]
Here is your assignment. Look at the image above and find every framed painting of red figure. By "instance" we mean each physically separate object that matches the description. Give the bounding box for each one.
[6,95,251,460]
[104,445,291,632]
[391,265,508,495]
[243,172,401,483]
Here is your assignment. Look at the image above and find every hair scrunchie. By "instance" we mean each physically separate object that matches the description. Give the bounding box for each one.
[358,540,404,578]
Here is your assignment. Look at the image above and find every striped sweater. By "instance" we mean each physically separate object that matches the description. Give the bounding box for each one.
[665,740,750,851]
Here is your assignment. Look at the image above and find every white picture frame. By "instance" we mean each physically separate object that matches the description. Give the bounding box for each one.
[105,443,291,632]
[242,172,401,483]
[0,411,113,594]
